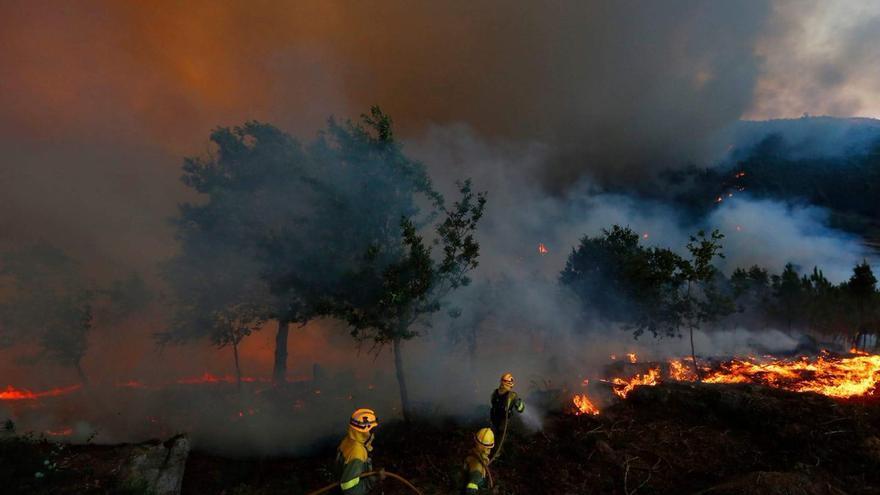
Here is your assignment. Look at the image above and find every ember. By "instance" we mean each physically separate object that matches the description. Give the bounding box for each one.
[45,427,74,437]
[175,372,268,385]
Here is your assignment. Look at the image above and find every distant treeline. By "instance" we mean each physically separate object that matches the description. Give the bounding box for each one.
[653,133,880,240]
[561,225,879,350]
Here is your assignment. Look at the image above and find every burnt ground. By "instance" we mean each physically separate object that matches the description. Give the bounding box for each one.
[4,382,880,494]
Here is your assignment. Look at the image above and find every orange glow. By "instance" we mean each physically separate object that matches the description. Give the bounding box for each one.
[176,372,270,385]
[0,384,81,401]
[627,352,638,363]
[538,243,549,254]
[45,427,73,437]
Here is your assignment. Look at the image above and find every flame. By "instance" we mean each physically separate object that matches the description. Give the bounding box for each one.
[735,171,746,178]
[574,351,880,414]
[0,384,81,401]
[608,367,661,398]
[572,393,600,415]
[627,352,638,363]
[538,243,549,254]
[699,354,880,398]
[668,358,698,381]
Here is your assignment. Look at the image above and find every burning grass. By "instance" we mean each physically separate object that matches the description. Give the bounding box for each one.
[572,350,880,415]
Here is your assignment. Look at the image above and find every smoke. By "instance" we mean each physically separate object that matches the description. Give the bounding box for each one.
[747,1,880,120]
[2,1,880,454]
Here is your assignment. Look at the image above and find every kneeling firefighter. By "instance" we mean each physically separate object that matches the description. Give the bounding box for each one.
[489,373,524,460]
[334,408,384,494]
[462,427,495,494]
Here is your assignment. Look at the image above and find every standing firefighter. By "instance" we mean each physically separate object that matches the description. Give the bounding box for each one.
[334,408,384,494]
[462,427,494,494]
[489,372,524,459]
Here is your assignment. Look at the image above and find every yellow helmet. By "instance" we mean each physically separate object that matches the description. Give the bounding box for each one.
[349,408,378,432]
[500,373,515,388]
[474,427,495,448]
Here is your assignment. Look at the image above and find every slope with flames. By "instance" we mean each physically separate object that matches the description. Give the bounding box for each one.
[573,350,880,415]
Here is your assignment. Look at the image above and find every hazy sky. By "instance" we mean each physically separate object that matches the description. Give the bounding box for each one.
[1,0,879,274]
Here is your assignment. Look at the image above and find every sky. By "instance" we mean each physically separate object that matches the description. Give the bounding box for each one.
[1,0,878,280]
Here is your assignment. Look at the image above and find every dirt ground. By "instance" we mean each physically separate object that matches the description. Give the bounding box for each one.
[4,382,880,494]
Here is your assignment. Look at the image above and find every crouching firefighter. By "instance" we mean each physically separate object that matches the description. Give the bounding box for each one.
[334,408,385,494]
[462,428,495,494]
[489,373,525,460]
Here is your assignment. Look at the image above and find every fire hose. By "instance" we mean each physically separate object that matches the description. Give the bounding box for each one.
[489,396,513,464]
[304,470,422,495]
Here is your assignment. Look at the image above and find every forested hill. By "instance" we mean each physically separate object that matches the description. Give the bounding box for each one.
[652,117,880,241]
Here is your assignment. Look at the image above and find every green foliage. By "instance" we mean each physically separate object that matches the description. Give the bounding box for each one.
[561,226,734,348]
[560,223,880,347]
[845,261,879,336]
[769,263,806,331]
[677,230,735,347]
[331,180,487,346]
[560,225,679,333]
[163,108,445,352]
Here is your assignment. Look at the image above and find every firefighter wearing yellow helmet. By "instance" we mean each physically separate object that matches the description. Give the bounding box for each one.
[489,373,525,459]
[462,427,494,493]
[334,408,383,494]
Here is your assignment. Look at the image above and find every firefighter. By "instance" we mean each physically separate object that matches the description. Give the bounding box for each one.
[462,427,494,494]
[334,408,384,494]
[489,372,524,459]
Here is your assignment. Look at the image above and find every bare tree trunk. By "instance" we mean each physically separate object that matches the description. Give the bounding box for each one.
[392,337,411,423]
[689,325,702,381]
[232,340,242,391]
[273,318,290,384]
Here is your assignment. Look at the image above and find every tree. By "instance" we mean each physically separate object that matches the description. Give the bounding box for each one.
[801,267,845,339]
[0,243,95,384]
[165,107,479,395]
[559,225,680,337]
[845,260,878,348]
[331,179,486,422]
[770,263,806,332]
[730,265,771,329]
[164,121,323,383]
[560,225,684,338]
[677,230,734,378]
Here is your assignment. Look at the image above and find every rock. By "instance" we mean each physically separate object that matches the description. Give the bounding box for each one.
[123,435,190,495]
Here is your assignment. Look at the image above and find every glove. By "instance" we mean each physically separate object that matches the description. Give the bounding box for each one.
[378,468,387,481]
